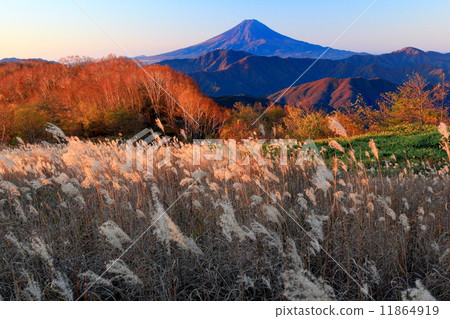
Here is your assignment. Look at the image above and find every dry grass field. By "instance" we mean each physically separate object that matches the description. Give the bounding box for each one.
[0,125,448,301]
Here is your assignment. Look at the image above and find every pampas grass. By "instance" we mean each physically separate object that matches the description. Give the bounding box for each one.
[99,220,132,251]
[0,132,448,301]
[439,122,450,161]
[328,117,348,138]
[105,260,142,286]
[401,280,436,301]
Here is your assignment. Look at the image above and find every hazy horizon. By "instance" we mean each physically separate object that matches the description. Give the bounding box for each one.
[1,0,450,60]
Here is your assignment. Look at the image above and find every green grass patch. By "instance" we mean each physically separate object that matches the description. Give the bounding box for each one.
[317,125,447,166]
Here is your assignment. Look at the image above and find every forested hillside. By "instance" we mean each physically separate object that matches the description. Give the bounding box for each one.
[0,57,229,143]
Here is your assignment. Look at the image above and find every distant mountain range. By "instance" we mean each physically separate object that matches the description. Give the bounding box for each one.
[149,19,449,108]
[0,58,52,63]
[0,58,22,63]
[158,49,253,73]
[137,19,360,63]
[159,48,449,102]
[343,47,450,69]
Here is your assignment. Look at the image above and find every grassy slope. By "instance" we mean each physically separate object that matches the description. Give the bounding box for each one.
[317,125,447,165]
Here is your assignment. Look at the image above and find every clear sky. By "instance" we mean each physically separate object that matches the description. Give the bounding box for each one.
[1,0,449,60]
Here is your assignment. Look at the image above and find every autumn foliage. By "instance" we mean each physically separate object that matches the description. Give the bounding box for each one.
[220,74,448,141]
[0,58,448,144]
[0,57,229,143]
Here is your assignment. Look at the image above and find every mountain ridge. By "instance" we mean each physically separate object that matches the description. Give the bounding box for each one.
[158,49,450,97]
[343,46,450,69]
[0,57,51,63]
[267,77,398,111]
[158,49,253,73]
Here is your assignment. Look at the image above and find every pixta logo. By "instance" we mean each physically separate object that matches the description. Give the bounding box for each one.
[125,128,172,175]
[125,129,326,174]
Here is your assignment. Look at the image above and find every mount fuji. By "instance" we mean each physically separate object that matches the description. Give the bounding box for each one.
[136,19,360,63]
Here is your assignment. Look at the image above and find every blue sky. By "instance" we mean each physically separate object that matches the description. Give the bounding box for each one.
[1,0,449,60]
